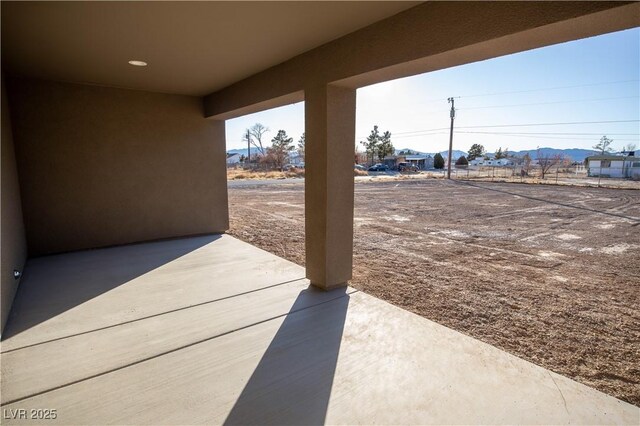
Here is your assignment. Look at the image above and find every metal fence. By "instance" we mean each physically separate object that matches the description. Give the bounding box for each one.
[429,165,640,189]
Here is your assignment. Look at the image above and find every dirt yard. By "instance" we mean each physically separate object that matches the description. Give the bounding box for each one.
[227,179,640,406]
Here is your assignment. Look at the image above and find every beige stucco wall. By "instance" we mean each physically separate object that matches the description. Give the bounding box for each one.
[1,75,27,334]
[305,85,356,288]
[6,77,228,256]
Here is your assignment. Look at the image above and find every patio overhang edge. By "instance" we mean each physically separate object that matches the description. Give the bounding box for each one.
[202,1,639,120]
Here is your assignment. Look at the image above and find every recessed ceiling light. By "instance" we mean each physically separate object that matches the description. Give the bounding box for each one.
[128,60,147,67]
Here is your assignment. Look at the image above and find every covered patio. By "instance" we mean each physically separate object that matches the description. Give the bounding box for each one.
[2,235,637,424]
[2,2,639,424]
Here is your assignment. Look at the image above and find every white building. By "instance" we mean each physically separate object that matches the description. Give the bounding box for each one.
[469,158,513,166]
[288,151,304,166]
[226,153,242,165]
[586,154,640,179]
[404,155,433,169]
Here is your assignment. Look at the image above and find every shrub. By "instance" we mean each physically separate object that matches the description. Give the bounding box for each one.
[455,156,469,166]
[434,153,445,169]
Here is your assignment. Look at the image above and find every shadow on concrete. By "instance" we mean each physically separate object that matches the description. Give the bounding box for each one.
[224,286,350,426]
[1,234,221,341]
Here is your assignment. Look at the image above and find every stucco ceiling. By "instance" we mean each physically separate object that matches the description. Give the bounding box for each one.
[1,1,419,96]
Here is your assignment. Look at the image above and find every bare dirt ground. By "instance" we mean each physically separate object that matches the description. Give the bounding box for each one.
[227,179,640,406]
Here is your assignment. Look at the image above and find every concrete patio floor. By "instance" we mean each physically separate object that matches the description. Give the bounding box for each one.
[1,234,637,425]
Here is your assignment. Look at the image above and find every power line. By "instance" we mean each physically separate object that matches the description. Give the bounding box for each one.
[417,79,639,104]
[392,132,639,142]
[394,128,449,135]
[362,120,640,139]
[457,95,640,111]
[458,79,639,100]
[455,131,640,136]
[455,119,640,129]
[357,128,448,139]
[391,132,449,140]
[455,131,639,142]
[392,96,639,121]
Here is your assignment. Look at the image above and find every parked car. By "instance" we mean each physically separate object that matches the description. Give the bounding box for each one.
[284,163,304,170]
[354,164,367,171]
[368,163,389,172]
[398,162,418,172]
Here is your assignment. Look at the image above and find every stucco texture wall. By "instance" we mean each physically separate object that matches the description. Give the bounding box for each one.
[1,75,27,334]
[6,77,228,256]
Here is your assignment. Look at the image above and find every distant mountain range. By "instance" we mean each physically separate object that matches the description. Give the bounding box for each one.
[228,148,304,160]
[510,148,600,162]
[395,147,601,162]
[228,147,608,162]
[395,149,471,160]
[227,148,254,157]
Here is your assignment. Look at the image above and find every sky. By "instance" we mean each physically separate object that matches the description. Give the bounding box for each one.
[225,28,639,155]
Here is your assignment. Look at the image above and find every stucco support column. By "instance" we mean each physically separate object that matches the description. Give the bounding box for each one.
[305,84,356,290]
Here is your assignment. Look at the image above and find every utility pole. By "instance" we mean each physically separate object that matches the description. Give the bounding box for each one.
[246,129,251,166]
[447,97,456,179]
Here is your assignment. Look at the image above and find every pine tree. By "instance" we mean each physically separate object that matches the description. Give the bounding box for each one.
[266,130,294,171]
[360,126,395,164]
[455,155,468,166]
[360,126,380,164]
[297,132,305,160]
[377,131,395,162]
[467,144,485,160]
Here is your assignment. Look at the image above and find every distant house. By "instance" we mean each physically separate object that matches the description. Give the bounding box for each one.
[384,154,433,170]
[586,153,640,179]
[288,151,304,166]
[469,157,513,166]
[226,153,242,165]
[493,158,514,166]
[381,155,398,169]
[404,155,434,169]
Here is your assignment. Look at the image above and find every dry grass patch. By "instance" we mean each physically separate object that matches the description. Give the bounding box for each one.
[229,167,370,180]
[227,168,305,180]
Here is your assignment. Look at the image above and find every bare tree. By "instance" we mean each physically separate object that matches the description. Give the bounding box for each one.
[354,145,367,165]
[243,123,270,156]
[621,143,637,154]
[593,135,613,155]
[592,136,614,186]
[536,147,564,179]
